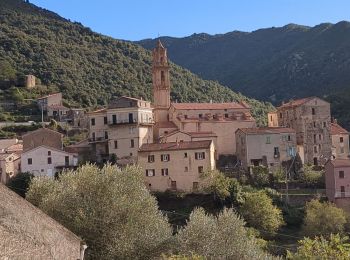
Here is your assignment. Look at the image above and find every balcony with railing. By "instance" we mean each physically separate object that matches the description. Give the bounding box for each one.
[108,118,154,126]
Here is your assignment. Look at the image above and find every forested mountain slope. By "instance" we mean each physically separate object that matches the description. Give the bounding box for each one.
[0,0,272,125]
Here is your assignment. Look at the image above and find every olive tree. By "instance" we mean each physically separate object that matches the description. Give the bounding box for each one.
[175,208,276,259]
[240,191,284,234]
[26,164,172,259]
[287,234,350,259]
[303,199,347,237]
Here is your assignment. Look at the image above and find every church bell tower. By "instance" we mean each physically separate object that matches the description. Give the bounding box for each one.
[152,40,171,109]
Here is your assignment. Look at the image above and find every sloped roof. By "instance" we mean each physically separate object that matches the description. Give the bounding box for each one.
[86,108,107,115]
[0,184,82,259]
[171,102,249,110]
[331,123,348,135]
[237,127,296,134]
[328,159,350,168]
[6,143,23,153]
[22,145,77,156]
[187,132,217,138]
[22,127,63,138]
[279,97,313,108]
[0,139,19,150]
[37,92,61,100]
[139,140,212,152]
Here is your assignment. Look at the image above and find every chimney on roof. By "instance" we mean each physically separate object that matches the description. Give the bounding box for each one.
[210,99,213,104]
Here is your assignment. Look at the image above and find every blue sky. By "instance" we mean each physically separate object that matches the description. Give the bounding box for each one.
[30,0,350,41]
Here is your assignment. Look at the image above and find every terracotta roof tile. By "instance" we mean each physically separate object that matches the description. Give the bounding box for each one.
[87,108,107,115]
[171,102,249,110]
[37,92,61,100]
[331,123,348,135]
[237,127,296,134]
[278,97,315,109]
[139,140,212,152]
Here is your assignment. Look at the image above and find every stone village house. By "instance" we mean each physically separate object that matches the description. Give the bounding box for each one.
[268,97,332,166]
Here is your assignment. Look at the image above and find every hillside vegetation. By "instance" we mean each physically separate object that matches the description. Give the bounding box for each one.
[138,22,350,128]
[0,0,272,125]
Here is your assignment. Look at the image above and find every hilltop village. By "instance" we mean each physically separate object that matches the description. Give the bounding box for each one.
[1,41,349,201]
[2,40,350,258]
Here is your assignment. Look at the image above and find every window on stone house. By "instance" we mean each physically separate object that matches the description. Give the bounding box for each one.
[274,147,279,157]
[104,116,107,125]
[280,113,282,118]
[340,137,344,143]
[323,122,327,128]
[130,139,134,148]
[319,134,322,140]
[47,157,52,164]
[193,182,199,191]
[184,115,188,119]
[184,152,188,158]
[148,155,155,163]
[114,140,118,149]
[266,136,271,144]
[199,114,203,118]
[161,168,169,176]
[314,134,317,144]
[48,151,51,156]
[288,135,291,141]
[146,169,155,177]
[195,152,205,160]
[312,108,316,115]
[225,113,229,118]
[314,146,318,153]
[91,118,95,126]
[198,166,204,174]
[104,131,108,140]
[28,158,32,165]
[339,171,345,178]
[313,121,316,128]
[161,154,170,162]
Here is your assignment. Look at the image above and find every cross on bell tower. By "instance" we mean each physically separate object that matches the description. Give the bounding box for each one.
[152,40,171,109]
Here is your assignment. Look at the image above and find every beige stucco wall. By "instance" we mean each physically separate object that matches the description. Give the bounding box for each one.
[108,126,153,158]
[21,147,77,177]
[138,143,215,192]
[268,112,278,127]
[160,132,219,159]
[332,133,350,159]
[177,120,255,155]
[236,130,297,171]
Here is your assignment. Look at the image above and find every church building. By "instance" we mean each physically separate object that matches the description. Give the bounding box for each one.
[152,40,256,158]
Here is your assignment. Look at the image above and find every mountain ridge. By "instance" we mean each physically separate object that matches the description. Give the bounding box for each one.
[137,21,350,128]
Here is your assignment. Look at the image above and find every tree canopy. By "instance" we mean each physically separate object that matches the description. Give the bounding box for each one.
[26,164,172,259]
[302,199,347,238]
